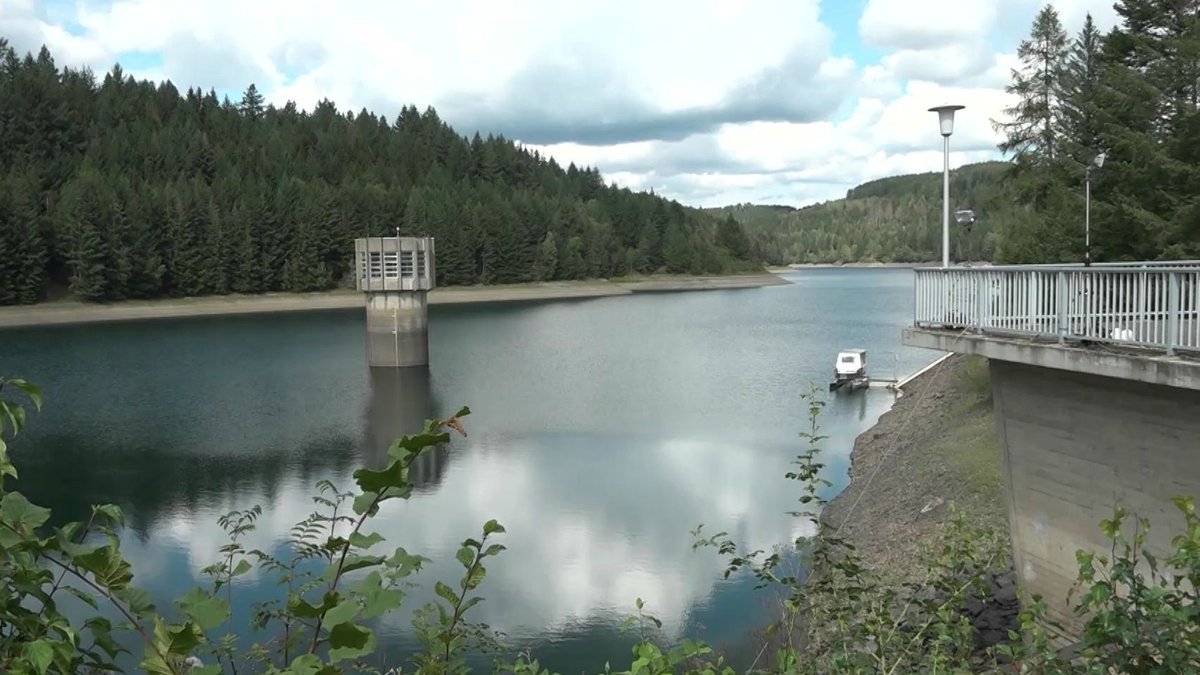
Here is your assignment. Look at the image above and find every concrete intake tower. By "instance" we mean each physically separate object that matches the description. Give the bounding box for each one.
[354,236,435,368]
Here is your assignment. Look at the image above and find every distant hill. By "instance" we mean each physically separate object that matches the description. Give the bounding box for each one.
[707,161,1025,265]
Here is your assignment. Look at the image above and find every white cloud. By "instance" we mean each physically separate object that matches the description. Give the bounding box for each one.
[0,0,1126,207]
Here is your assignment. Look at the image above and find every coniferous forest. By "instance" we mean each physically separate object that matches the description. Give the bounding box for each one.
[719,1,1199,267]
[0,38,756,306]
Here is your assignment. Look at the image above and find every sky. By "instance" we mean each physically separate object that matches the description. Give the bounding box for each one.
[1,0,1121,208]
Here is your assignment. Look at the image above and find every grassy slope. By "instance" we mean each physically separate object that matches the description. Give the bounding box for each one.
[821,354,1004,582]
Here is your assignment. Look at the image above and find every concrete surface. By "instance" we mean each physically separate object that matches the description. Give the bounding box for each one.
[989,359,1200,634]
[365,291,429,368]
[903,328,1200,391]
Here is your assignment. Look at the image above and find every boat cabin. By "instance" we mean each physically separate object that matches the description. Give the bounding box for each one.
[834,349,867,381]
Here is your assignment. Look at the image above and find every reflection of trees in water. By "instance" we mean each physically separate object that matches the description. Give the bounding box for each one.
[13,366,451,537]
[13,429,361,537]
[363,367,446,490]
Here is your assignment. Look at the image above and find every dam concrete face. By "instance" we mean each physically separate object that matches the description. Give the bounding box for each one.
[989,359,1200,634]
[355,237,435,368]
[905,327,1200,638]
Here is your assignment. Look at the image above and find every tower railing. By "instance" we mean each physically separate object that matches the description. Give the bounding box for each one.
[913,263,1200,356]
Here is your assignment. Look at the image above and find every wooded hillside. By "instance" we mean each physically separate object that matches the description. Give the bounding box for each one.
[0,39,755,305]
[721,1,1199,266]
[710,162,1020,264]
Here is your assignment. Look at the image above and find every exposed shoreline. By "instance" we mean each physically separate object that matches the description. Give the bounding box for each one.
[780,262,935,270]
[822,353,1005,581]
[0,273,790,329]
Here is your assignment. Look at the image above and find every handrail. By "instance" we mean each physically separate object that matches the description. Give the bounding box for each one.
[913,265,1200,355]
[914,260,1200,273]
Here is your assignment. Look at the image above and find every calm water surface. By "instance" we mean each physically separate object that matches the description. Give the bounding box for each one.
[0,269,934,672]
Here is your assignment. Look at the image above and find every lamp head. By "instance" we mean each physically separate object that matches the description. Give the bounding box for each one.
[1093,152,1106,168]
[929,104,965,136]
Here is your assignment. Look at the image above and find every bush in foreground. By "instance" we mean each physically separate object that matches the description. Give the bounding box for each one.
[0,377,1196,673]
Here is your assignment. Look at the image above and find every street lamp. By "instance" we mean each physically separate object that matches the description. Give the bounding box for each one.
[1084,152,1105,266]
[929,104,964,268]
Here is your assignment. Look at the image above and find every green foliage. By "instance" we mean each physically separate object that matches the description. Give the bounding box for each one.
[0,40,757,305]
[731,2,1198,266]
[711,162,1016,265]
[2,369,1200,674]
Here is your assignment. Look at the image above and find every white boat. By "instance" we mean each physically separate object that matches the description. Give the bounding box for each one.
[830,349,869,392]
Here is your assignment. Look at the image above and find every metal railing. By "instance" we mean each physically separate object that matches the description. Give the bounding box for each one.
[354,236,436,292]
[914,264,1200,355]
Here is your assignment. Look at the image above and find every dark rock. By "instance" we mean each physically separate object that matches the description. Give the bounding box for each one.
[980,629,1008,647]
[963,599,985,616]
[995,584,1017,604]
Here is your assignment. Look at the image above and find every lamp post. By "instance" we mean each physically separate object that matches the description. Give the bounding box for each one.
[1084,152,1105,266]
[929,105,964,268]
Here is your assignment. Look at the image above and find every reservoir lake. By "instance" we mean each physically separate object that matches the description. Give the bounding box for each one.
[0,268,935,673]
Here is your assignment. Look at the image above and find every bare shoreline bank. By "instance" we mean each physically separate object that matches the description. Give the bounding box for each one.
[0,274,790,329]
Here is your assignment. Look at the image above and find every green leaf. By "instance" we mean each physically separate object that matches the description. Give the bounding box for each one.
[327,623,374,663]
[177,588,231,631]
[3,399,27,436]
[91,504,125,527]
[354,459,410,493]
[349,531,385,549]
[435,581,459,605]
[324,598,359,626]
[1174,495,1195,516]
[288,592,339,619]
[76,545,135,591]
[464,564,487,590]
[288,654,325,675]
[385,547,427,576]
[232,559,253,576]
[341,554,385,574]
[140,617,202,675]
[1,491,51,532]
[482,543,507,558]
[9,379,43,411]
[24,639,53,675]
[65,585,100,610]
[0,441,17,480]
[115,587,156,617]
[460,595,484,615]
[456,546,474,568]
[483,519,506,535]
[388,431,452,461]
[352,491,380,516]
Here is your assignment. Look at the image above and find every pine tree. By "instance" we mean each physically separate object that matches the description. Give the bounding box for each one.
[716,215,752,259]
[533,231,558,281]
[995,4,1070,165]
[0,171,48,304]
[57,171,112,301]
[239,83,264,121]
[662,221,692,273]
[1059,14,1105,166]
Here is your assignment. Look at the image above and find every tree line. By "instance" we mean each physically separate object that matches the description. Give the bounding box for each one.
[710,162,1021,265]
[721,0,1198,266]
[0,39,756,305]
[992,1,1199,263]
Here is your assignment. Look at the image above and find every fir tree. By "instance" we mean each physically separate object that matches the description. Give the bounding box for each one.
[994,4,1070,165]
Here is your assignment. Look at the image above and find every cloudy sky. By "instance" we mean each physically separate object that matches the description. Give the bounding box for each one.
[3,0,1119,207]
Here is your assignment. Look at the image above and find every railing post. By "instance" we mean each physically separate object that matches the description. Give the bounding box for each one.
[1056,271,1067,344]
[975,271,987,333]
[1167,271,1180,356]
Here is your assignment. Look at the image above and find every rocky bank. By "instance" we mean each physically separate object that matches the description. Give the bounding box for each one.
[822,353,1018,652]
